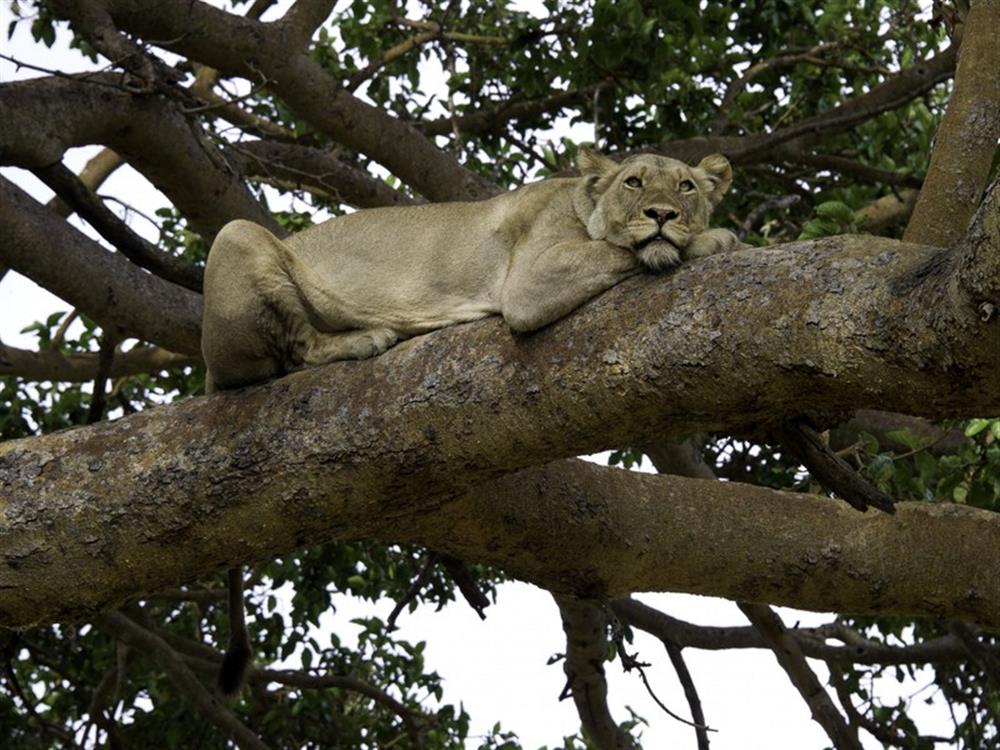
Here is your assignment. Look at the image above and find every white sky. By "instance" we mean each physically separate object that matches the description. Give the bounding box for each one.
[0,2,957,748]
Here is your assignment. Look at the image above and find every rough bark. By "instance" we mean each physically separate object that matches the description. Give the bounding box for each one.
[904,0,1000,247]
[2,229,999,629]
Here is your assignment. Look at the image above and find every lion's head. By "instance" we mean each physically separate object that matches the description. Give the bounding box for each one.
[573,149,733,271]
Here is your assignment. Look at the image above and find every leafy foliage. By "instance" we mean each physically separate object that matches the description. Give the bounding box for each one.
[1,0,997,748]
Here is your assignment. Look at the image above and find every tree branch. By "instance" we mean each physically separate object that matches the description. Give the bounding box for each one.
[854,189,919,234]
[156,629,429,734]
[2,231,1000,628]
[738,602,862,750]
[74,0,499,201]
[904,0,1000,247]
[46,147,123,218]
[0,73,281,239]
[280,0,336,49]
[418,85,604,137]
[94,611,270,750]
[32,161,204,291]
[611,598,996,666]
[773,147,921,188]
[653,46,957,166]
[555,595,634,749]
[0,176,203,355]
[0,343,197,382]
[225,141,417,209]
[662,641,710,750]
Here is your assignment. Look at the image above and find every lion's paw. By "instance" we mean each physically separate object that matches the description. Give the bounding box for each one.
[359,328,399,358]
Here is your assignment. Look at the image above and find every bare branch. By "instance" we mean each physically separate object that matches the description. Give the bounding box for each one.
[46,148,123,219]
[32,161,204,291]
[662,641,710,750]
[226,141,417,209]
[94,612,270,750]
[611,598,996,666]
[738,602,862,750]
[0,343,197,382]
[0,176,203,355]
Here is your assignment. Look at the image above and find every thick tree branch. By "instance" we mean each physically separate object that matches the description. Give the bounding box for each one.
[959,173,1000,311]
[2,231,1000,628]
[0,74,281,239]
[904,0,1000,247]
[67,0,499,201]
[3,449,999,629]
[0,176,203,354]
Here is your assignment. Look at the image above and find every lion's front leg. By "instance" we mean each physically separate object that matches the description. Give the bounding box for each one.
[682,228,743,259]
[501,239,639,332]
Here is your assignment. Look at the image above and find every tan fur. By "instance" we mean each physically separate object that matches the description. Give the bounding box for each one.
[202,150,741,389]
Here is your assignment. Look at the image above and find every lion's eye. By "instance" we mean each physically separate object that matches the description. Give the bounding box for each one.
[679,179,695,192]
[624,176,642,188]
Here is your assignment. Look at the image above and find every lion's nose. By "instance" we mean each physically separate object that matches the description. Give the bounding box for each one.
[643,207,680,225]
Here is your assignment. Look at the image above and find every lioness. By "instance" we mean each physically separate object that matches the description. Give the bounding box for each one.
[203,148,741,694]
[202,148,740,391]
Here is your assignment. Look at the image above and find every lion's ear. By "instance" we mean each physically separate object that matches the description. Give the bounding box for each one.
[577,147,618,179]
[696,154,733,207]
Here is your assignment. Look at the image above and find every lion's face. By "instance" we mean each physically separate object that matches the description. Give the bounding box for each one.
[575,151,733,271]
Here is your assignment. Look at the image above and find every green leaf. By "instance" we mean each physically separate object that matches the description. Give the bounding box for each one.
[885,429,922,451]
[815,200,855,224]
[952,482,969,503]
[965,418,991,437]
